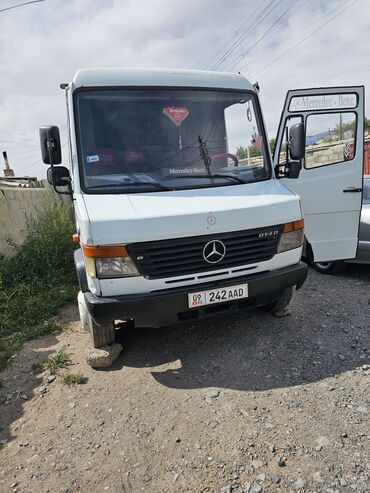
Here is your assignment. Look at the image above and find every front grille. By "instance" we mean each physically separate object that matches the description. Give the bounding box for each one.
[127,225,283,279]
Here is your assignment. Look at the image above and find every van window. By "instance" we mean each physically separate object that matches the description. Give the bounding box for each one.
[74,89,271,193]
[305,112,357,169]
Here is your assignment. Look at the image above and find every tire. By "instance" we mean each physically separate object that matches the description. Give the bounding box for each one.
[88,316,116,348]
[77,291,115,348]
[262,286,293,313]
[313,260,347,275]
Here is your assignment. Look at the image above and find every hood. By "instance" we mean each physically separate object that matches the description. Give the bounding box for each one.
[81,180,301,245]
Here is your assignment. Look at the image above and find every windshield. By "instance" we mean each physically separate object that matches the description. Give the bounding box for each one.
[74,89,270,193]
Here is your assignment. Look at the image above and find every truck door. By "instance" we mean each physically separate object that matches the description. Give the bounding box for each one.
[274,86,364,262]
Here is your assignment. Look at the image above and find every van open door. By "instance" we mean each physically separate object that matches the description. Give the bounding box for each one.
[274,86,364,262]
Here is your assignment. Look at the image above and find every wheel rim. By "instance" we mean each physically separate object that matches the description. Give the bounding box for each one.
[315,262,331,269]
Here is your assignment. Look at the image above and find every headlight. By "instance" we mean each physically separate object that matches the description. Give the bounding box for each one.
[82,244,139,278]
[95,257,139,278]
[277,219,304,253]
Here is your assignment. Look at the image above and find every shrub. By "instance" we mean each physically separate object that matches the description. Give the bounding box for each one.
[0,193,77,370]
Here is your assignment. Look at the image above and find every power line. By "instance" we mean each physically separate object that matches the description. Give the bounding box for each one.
[0,0,45,14]
[225,0,309,73]
[211,0,283,71]
[199,0,271,70]
[250,0,361,78]
[214,0,287,71]
[238,0,330,72]
[202,0,279,70]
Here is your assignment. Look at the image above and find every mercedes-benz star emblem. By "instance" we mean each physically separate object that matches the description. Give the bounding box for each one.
[203,240,226,264]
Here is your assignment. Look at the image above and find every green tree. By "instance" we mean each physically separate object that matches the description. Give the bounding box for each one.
[269,137,276,153]
[236,146,248,159]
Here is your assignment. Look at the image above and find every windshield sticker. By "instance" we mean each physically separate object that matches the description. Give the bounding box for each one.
[86,154,99,163]
[162,106,189,126]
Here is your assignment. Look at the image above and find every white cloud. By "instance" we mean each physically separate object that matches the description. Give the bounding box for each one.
[0,0,369,178]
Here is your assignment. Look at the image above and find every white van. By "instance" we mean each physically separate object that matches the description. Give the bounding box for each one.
[40,69,364,349]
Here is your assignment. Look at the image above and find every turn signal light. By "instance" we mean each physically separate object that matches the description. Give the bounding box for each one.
[82,244,129,258]
[283,219,304,233]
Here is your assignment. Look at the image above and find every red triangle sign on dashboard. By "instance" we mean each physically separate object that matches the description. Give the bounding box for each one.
[162,107,189,126]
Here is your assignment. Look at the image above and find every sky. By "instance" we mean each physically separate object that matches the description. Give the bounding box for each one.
[0,0,369,178]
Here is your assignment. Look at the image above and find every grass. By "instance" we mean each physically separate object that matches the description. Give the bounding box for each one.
[62,372,88,386]
[0,193,77,371]
[32,349,71,375]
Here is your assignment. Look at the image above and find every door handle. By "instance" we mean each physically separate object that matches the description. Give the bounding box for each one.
[343,187,362,193]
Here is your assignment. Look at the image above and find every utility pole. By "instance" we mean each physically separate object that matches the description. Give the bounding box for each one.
[3,151,15,177]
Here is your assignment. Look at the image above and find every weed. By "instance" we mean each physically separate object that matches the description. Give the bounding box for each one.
[62,372,88,386]
[31,349,70,375]
[44,350,70,374]
[0,193,77,371]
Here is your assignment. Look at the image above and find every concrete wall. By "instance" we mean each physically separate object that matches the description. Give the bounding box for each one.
[0,185,73,258]
[0,188,47,257]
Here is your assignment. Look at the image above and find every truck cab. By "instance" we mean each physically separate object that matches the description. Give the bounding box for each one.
[40,69,364,350]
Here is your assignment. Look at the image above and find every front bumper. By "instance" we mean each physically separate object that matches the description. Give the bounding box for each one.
[84,262,308,327]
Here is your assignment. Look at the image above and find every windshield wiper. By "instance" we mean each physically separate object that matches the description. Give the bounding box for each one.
[198,135,212,177]
[166,173,247,184]
[88,180,173,191]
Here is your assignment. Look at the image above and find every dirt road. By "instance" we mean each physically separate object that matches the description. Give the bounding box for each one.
[0,266,369,493]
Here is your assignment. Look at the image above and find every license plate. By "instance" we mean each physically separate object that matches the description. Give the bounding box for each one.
[188,283,248,308]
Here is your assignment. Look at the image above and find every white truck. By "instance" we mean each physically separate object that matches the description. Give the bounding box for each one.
[40,69,364,349]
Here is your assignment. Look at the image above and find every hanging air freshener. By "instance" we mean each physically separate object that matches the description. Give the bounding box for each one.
[163,106,189,150]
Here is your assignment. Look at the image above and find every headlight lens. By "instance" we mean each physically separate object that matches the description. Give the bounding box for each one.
[95,257,139,278]
[277,229,304,253]
[277,219,304,253]
[82,244,139,279]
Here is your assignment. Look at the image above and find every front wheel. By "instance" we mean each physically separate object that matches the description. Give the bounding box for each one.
[261,286,293,313]
[77,291,115,348]
[313,260,346,275]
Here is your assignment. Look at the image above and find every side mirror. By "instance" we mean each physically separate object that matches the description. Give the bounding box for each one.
[40,125,62,165]
[289,123,305,161]
[47,166,71,194]
[286,161,301,179]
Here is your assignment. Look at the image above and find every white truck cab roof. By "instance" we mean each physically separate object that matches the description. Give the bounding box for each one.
[71,68,256,92]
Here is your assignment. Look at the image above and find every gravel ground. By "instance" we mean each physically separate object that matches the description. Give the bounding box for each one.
[0,265,369,493]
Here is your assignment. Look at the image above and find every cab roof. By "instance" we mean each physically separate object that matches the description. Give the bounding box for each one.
[71,68,255,92]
